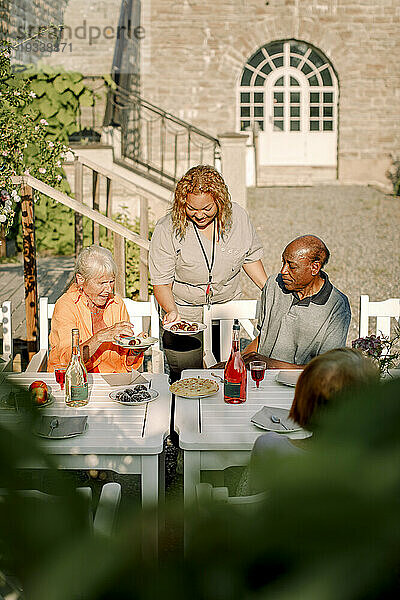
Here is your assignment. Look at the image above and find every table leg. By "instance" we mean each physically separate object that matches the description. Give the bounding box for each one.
[183,450,201,550]
[141,455,159,560]
[183,450,201,507]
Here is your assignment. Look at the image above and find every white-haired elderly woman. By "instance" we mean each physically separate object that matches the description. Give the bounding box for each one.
[48,245,144,373]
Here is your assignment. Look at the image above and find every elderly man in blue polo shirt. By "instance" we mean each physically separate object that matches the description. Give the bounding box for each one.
[242,234,351,369]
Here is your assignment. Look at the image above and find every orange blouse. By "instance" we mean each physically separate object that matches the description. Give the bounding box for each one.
[47,284,143,373]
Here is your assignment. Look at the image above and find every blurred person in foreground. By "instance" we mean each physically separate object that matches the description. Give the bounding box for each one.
[149,164,267,381]
[48,245,144,373]
[246,348,380,493]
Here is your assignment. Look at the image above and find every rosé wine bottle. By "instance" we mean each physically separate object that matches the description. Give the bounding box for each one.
[224,319,247,404]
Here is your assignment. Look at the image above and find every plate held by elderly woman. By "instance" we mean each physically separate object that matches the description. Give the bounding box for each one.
[113,335,159,350]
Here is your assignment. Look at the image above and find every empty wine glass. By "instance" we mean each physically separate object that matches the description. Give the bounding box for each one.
[249,361,266,389]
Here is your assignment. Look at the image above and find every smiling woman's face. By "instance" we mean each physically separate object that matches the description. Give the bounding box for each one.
[77,272,115,307]
[185,192,218,229]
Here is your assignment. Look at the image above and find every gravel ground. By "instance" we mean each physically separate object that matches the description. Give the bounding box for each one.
[240,185,400,342]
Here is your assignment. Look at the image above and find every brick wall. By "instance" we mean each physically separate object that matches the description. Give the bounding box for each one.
[44,0,123,75]
[6,0,68,63]
[140,0,400,185]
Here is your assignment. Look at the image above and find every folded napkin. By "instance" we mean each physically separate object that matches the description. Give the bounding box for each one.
[100,370,149,387]
[131,371,149,384]
[251,406,301,433]
[34,415,88,438]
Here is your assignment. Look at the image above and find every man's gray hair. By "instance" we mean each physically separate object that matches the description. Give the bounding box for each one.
[73,245,117,282]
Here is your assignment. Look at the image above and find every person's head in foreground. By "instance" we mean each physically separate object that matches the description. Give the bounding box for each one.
[172,164,232,238]
[280,234,329,293]
[289,348,380,429]
[73,245,116,307]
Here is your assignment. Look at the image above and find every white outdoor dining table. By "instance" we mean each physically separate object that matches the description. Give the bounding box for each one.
[175,368,302,507]
[2,372,171,511]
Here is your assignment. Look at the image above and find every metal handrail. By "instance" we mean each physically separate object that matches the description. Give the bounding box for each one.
[69,77,221,186]
[107,84,221,185]
[110,85,220,144]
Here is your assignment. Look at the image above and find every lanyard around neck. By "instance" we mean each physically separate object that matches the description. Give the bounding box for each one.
[193,219,216,283]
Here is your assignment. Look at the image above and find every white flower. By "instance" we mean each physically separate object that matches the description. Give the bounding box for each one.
[29,91,36,98]
[11,190,18,198]
[57,174,62,181]
[13,90,20,96]
[24,169,30,175]
[13,194,21,203]
[34,126,39,131]
[39,119,48,126]
[0,214,7,223]
[1,150,8,156]
[56,160,61,167]
[5,200,12,210]
[38,167,46,174]
[48,141,54,148]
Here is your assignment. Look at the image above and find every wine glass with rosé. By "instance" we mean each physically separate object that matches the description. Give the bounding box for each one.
[54,365,67,391]
[249,360,266,389]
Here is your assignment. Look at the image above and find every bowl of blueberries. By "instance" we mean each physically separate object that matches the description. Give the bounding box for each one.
[109,384,159,405]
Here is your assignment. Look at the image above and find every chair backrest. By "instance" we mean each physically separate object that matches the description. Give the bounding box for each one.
[203,299,259,366]
[0,482,121,537]
[196,483,268,515]
[39,297,54,351]
[359,295,400,338]
[39,296,160,349]
[1,301,13,358]
[122,295,160,340]
[38,295,163,372]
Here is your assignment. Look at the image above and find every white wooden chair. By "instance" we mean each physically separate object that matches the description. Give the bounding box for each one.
[0,482,121,537]
[0,301,13,372]
[26,295,163,373]
[202,299,259,367]
[122,296,164,373]
[196,482,267,513]
[359,295,400,338]
[25,296,53,372]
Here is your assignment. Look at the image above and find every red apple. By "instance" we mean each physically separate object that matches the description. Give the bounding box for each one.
[29,381,48,405]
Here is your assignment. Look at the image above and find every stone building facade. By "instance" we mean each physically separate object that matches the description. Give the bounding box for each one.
[3,0,399,186]
[139,0,400,186]
[44,0,125,76]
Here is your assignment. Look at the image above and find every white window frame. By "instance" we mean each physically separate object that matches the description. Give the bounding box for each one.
[238,40,338,135]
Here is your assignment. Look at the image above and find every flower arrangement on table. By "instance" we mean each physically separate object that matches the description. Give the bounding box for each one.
[352,331,400,376]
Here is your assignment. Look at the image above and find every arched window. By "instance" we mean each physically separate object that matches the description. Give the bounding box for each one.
[239,40,336,133]
[239,40,338,168]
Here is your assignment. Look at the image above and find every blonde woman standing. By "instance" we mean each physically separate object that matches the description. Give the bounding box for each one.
[149,164,267,381]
